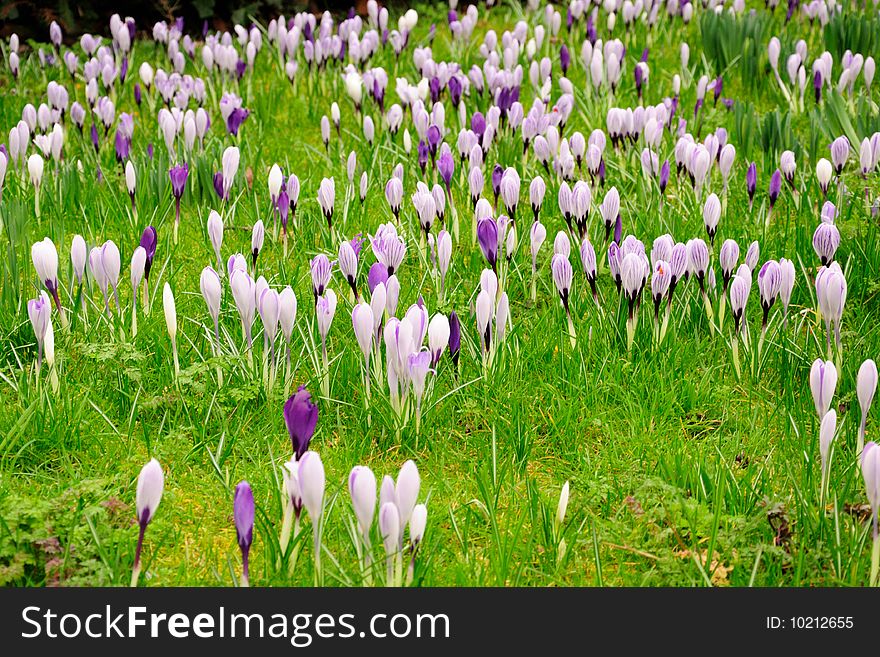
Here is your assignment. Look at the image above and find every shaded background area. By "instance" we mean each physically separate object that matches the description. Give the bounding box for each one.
[0,0,383,42]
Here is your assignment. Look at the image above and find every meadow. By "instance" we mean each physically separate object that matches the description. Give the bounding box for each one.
[1,0,880,588]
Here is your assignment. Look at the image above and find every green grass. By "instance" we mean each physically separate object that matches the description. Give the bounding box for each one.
[1,1,879,587]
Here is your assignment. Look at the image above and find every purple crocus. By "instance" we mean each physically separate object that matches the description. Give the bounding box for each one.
[90,123,100,153]
[213,171,227,201]
[477,218,499,271]
[114,129,130,162]
[491,164,503,206]
[659,160,670,194]
[226,107,249,136]
[448,310,461,372]
[140,226,157,282]
[448,76,462,106]
[814,70,823,103]
[560,45,570,75]
[233,481,255,587]
[368,262,389,294]
[169,163,189,226]
[471,112,486,139]
[746,162,757,210]
[284,386,318,459]
[417,140,429,175]
[768,169,782,209]
[438,150,454,194]
[134,83,142,106]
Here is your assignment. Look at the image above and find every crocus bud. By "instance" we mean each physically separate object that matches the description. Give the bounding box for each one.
[428,313,450,365]
[136,458,164,527]
[858,360,878,451]
[268,163,283,200]
[810,358,838,419]
[409,503,427,546]
[233,481,254,585]
[284,386,318,459]
[819,409,837,475]
[861,443,880,529]
[352,302,374,361]
[251,220,265,269]
[556,481,570,528]
[816,158,833,196]
[200,266,222,331]
[298,451,325,524]
[207,210,223,269]
[349,465,377,541]
[163,282,177,340]
[379,502,400,557]
[71,235,87,284]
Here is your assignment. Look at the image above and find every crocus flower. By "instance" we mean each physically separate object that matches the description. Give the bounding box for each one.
[353,303,375,376]
[28,292,51,371]
[437,230,452,298]
[651,260,671,320]
[318,177,335,229]
[830,136,849,175]
[311,254,332,301]
[379,502,401,586]
[102,240,122,314]
[729,274,750,336]
[768,169,782,210]
[31,237,65,325]
[702,193,721,244]
[810,358,838,419]
[812,222,840,265]
[477,218,499,271]
[251,220,265,271]
[858,360,878,453]
[815,262,847,354]
[746,162,757,210]
[163,282,179,377]
[816,158,832,196]
[222,146,240,198]
[207,211,223,271]
[132,458,164,587]
[861,443,880,577]
[298,451,325,581]
[169,163,189,240]
[130,247,146,336]
[757,260,782,324]
[349,465,377,555]
[285,386,318,459]
[200,266,222,345]
[233,481,255,587]
[819,409,837,490]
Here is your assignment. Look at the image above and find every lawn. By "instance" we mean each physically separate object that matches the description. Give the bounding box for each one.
[1,1,879,587]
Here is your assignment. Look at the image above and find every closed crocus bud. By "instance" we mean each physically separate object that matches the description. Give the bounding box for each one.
[819,408,837,475]
[71,235,87,284]
[316,289,338,346]
[702,193,721,243]
[409,503,427,545]
[268,163,283,200]
[200,266,222,331]
[339,240,359,299]
[556,481,570,528]
[136,458,164,528]
[349,465,377,541]
[32,236,60,296]
[448,310,461,369]
[428,313,450,366]
[233,481,255,586]
[810,358,838,419]
[778,258,795,316]
[861,442,880,530]
[352,302,374,362]
[125,160,137,206]
[163,282,177,338]
[745,241,760,271]
[386,275,400,317]
[130,246,146,306]
[285,386,318,459]
[816,158,833,196]
[551,253,573,312]
[207,210,223,270]
[379,501,400,558]
[279,286,297,342]
[251,220,265,269]
[437,230,452,278]
[298,451,325,525]
[530,220,547,267]
[858,359,878,452]
[813,222,840,265]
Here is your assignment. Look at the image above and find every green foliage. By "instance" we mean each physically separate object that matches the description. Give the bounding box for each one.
[823,11,880,63]
[699,10,767,90]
